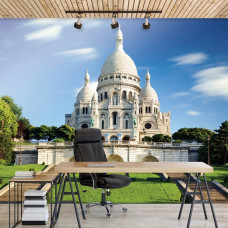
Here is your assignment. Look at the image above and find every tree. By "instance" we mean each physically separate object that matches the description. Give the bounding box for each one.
[0,133,14,163]
[16,117,30,140]
[199,121,228,165]
[142,136,152,142]
[152,134,172,142]
[1,96,22,120]
[29,126,42,141]
[57,125,75,142]
[172,128,214,143]
[0,98,18,137]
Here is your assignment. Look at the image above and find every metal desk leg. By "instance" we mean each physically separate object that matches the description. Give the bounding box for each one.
[187,173,200,228]
[203,174,218,228]
[68,173,81,228]
[51,182,53,221]
[198,180,208,219]
[50,173,65,228]
[178,173,191,219]
[9,182,10,228]
[56,175,67,220]
[14,183,15,226]
[73,173,86,219]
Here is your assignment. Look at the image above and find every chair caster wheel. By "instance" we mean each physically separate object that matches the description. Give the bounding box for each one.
[107,213,111,218]
[123,208,128,212]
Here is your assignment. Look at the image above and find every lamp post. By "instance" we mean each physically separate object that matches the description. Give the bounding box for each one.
[208,136,210,165]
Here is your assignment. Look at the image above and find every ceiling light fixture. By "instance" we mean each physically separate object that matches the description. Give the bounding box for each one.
[74,14,82,29]
[111,13,119,29]
[143,13,150,29]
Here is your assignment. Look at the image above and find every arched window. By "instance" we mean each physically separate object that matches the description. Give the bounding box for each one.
[83,107,85,114]
[122,91,126,99]
[81,123,88,128]
[146,107,148,113]
[102,120,105,129]
[125,120,128,129]
[110,135,118,141]
[145,123,152,129]
[113,92,118,105]
[100,93,103,102]
[113,112,117,125]
[85,107,88,114]
[104,92,108,99]
[149,107,151,113]
[129,91,132,101]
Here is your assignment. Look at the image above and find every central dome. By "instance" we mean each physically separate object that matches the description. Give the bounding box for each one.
[100,28,138,77]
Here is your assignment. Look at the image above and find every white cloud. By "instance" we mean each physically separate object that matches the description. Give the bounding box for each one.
[191,66,228,100]
[171,91,191,98]
[24,25,62,42]
[186,110,201,116]
[57,48,99,60]
[170,52,208,65]
[74,81,98,96]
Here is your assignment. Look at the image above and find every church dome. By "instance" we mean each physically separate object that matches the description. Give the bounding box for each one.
[139,70,158,102]
[100,28,138,77]
[76,70,95,103]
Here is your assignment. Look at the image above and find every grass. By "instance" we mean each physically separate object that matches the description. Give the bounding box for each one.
[47,173,182,204]
[0,164,46,189]
[201,165,228,188]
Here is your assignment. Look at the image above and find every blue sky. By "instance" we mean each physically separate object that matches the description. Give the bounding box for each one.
[0,19,227,133]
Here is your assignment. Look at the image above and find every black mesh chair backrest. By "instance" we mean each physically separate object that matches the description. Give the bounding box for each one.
[74,128,107,183]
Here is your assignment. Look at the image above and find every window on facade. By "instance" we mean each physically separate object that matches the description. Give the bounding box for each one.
[104,92,108,99]
[149,107,151,113]
[104,77,108,80]
[128,77,132,80]
[146,107,148,113]
[116,75,120,78]
[133,78,136,81]
[102,120,105,129]
[129,92,132,101]
[83,107,85,114]
[122,75,127,79]
[113,112,117,125]
[100,93,103,102]
[81,123,88,128]
[85,107,88,114]
[145,123,152,129]
[125,120,128,129]
[110,76,114,79]
[113,92,118,105]
[122,91,126,99]
[101,79,103,82]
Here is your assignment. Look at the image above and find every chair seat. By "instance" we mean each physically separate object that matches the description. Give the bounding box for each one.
[80,174,131,189]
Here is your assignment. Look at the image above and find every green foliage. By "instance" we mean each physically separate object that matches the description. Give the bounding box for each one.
[0,133,14,163]
[224,176,228,184]
[199,121,228,165]
[142,136,152,142]
[0,99,18,137]
[1,96,22,120]
[172,127,214,143]
[0,159,7,165]
[41,162,46,165]
[16,117,31,140]
[173,139,182,143]
[57,125,75,142]
[53,138,65,143]
[152,134,172,142]
[180,194,191,203]
[0,178,4,185]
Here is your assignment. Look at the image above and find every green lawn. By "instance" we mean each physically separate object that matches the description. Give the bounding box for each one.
[48,173,182,204]
[0,164,46,189]
[201,165,228,188]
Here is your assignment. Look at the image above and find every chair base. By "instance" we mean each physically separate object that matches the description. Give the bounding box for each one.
[85,189,128,217]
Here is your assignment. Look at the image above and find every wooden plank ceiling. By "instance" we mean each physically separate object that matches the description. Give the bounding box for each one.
[0,0,228,18]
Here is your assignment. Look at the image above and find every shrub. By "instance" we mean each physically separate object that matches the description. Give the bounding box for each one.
[41,162,45,165]
[224,176,228,184]
[0,133,14,163]
[166,176,173,183]
[0,159,7,165]
[180,194,191,203]
[53,138,65,143]
[107,154,124,162]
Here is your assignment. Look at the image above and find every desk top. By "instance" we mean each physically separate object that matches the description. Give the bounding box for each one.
[10,174,58,183]
[54,162,213,174]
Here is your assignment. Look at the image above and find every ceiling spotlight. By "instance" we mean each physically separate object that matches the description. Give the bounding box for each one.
[111,13,119,29]
[74,14,82,29]
[143,13,150,29]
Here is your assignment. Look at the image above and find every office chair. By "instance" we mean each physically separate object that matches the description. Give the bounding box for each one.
[74,128,132,217]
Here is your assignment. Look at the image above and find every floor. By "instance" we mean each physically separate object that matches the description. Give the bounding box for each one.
[1,203,228,228]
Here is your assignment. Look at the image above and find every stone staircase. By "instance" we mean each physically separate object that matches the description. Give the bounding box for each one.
[167,173,228,203]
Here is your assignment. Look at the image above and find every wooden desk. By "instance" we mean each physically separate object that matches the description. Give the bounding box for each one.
[9,174,60,228]
[51,162,217,228]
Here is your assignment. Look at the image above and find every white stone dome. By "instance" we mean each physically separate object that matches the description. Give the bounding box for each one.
[76,70,95,103]
[100,28,138,76]
[139,70,158,102]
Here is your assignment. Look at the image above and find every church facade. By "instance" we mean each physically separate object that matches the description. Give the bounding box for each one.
[65,28,171,142]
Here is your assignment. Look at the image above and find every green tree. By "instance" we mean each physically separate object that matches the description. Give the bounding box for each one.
[16,117,31,140]
[172,128,214,143]
[0,133,14,163]
[199,121,228,165]
[0,99,18,137]
[152,134,172,142]
[142,136,152,142]
[1,96,22,120]
[29,126,42,141]
[57,125,75,142]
